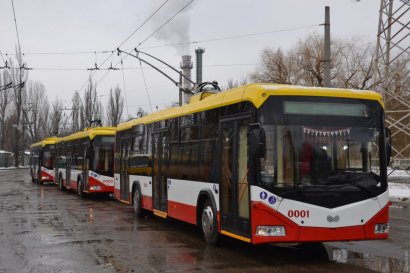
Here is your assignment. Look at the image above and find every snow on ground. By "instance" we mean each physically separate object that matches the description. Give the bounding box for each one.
[389,183,410,203]
[388,168,410,180]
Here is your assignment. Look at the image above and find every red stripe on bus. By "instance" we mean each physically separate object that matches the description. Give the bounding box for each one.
[40,171,54,183]
[251,201,388,244]
[88,176,114,193]
[251,201,299,244]
[167,200,196,225]
[363,203,389,240]
[141,195,153,211]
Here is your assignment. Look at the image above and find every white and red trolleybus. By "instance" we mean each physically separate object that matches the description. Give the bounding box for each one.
[55,127,115,197]
[114,83,391,245]
[30,137,59,184]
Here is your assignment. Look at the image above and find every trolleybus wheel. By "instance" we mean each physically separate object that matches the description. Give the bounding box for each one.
[58,176,65,191]
[201,199,219,245]
[133,186,144,218]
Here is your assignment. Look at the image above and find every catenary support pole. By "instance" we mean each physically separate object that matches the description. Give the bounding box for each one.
[323,6,331,87]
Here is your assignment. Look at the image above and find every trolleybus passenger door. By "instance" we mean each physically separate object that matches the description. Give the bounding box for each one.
[220,118,251,239]
[66,150,71,189]
[120,139,130,201]
[152,131,168,214]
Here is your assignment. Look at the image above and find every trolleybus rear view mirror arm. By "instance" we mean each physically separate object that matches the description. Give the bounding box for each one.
[249,123,266,158]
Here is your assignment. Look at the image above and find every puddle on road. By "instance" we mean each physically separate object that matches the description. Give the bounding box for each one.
[326,246,406,273]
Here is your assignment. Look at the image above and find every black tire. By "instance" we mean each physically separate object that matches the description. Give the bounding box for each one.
[77,179,85,198]
[58,176,65,191]
[133,185,144,218]
[201,199,219,245]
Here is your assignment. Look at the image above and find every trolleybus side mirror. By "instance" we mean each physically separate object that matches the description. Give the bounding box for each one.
[249,123,266,158]
[385,127,392,165]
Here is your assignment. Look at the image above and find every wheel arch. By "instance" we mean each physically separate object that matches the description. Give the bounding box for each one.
[196,189,218,227]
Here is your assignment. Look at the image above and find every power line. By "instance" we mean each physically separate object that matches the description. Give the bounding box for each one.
[6,50,114,56]
[24,63,256,72]
[1,23,320,56]
[139,60,153,113]
[120,57,129,116]
[10,0,22,53]
[142,24,320,49]
[137,0,195,48]
[92,0,195,96]
[76,0,169,94]
[119,0,169,49]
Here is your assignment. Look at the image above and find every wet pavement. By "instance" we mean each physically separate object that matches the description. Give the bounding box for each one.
[0,169,408,273]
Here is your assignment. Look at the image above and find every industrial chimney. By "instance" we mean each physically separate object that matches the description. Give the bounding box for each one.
[195,48,205,85]
[180,55,193,103]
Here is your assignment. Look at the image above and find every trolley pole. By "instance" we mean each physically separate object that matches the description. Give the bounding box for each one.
[323,6,331,87]
[179,71,183,107]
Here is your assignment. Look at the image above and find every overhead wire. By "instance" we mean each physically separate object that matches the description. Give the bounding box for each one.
[120,57,129,116]
[1,23,320,56]
[24,63,256,71]
[76,0,169,94]
[137,0,195,48]
[138,60,153,113]
[10,0,22,53]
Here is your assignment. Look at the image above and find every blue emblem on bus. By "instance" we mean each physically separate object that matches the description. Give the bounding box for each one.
[268,196,276,204]
[260,192,267,200]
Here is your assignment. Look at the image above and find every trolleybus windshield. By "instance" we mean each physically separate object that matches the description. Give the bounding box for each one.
[257,96,386,208]
[92,136,114,176]
[42,145,55,170]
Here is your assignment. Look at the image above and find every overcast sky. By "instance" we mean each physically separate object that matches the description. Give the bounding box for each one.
[0,0,380,117]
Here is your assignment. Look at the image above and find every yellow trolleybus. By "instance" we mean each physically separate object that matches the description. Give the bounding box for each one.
[56,127,115,197]
[30,137,59,184]
[114,83,390,245]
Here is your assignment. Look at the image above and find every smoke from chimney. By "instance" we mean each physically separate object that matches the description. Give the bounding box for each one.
[148,1,195,55]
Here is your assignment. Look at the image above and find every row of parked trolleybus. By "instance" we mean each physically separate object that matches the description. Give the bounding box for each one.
[29,84,392,245]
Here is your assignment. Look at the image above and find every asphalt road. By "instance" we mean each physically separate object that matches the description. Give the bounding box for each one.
[0,168,408,273]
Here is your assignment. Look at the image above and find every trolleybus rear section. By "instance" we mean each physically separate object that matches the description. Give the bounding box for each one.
[30,137,58,184]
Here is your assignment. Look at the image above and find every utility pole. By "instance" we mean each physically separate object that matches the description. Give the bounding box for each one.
[323,6,331,87]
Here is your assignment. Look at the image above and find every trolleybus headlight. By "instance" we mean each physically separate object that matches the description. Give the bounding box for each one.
[90,186,101,191]
[41,176,48,180]
[374,223,389,234]
[256,226,286,236]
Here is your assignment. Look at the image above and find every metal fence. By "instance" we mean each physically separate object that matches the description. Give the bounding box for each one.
[0,152,13,168]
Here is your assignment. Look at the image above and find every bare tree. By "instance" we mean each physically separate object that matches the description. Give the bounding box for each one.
[0,70,12,150]
[106,85,124,126]
[24,81,50,143]
[71,91,81,133]
[80,78,103,129]
[251,33,355,88]
[251,33,410,159]
[48,98,63,136]
[250,48,295,84]
[9,48,28,166]
[224,77,248,90]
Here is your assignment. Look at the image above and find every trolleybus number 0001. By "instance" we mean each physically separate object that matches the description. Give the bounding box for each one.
[288,210,310,218]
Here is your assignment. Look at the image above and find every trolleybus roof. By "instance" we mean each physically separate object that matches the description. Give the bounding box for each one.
[116,83,383,132]
[30,137,60,148]
[61,127,115,142]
